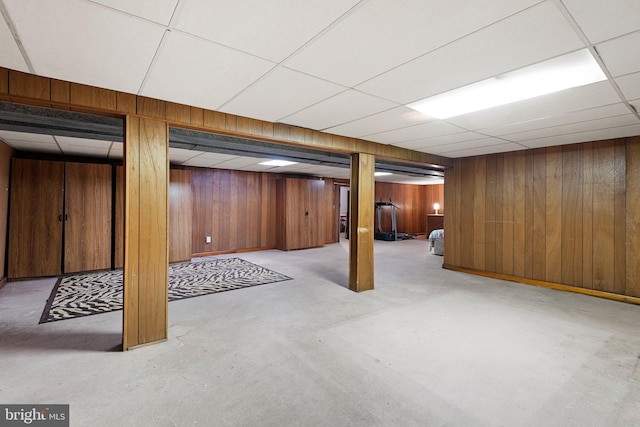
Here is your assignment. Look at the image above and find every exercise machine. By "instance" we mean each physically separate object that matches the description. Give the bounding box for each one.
[374,199,416,241]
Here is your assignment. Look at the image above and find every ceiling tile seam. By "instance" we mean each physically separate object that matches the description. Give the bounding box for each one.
[274,87,353,125]
[276,0,371,66]
[517,122,640,145]
[52,135,64,154]
[554,0,640,121]
[402,134,518,152]
[136,28,172,96]
[0,0,34,73]
[81,0,173,26]
[350,0,549,100]
[438,142,527,156]
[217,64,352,113]
[363,121,470,143]
[497,112,640,139]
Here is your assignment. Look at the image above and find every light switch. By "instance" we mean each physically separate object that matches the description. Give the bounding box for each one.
[205,236,212,244]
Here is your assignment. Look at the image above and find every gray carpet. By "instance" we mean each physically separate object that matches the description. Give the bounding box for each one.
[40,258,291,323]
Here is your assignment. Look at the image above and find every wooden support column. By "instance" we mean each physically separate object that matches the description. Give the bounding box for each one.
[349,153,375,292]
[123,116,169,350]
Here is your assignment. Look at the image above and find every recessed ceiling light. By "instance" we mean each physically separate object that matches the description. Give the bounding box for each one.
[407,49,607,119]
[374,172,393,176]
[259,160,299,167]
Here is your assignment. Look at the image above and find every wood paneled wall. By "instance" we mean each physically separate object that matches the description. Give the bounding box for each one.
[0,140,14,284]
[444,136,640,298]
[189,167,278,255]
[169,169,192,262]
[375,183,444,234]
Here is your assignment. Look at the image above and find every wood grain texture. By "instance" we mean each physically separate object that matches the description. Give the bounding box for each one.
[8,159,64,278]
[532,148,546,280]
[166,102,191,124]
[473,157,486,271]
[626,137,640,297]
[495,154,504,273]
[459,157,475,269]
[70,83,116,111]
[443,136,639,299]
[561,145,583,287]
[137,96,166,119]
[115,165,124,269]
[614,140,626,295]
[545,146,562,283]
[123,116,141,349]
[63,162,112,273]
[485,155,497,273]
[592,141,615,292]
[123,116,169,349]
[137,118,168,344]
[0,141,13,279]
[51,80,70,105]
[0,68,7,94]
[9,71,50,101]
[169,169,192,262]
[349,153,375,292]
[276,178,325,250]
[582,142,594,289]
[190,107,204,126]
[513,151,526,277]
[117,92,137,114]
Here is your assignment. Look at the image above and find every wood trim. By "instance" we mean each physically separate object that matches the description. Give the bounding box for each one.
[0,67,452,168]
[443,264,640,306]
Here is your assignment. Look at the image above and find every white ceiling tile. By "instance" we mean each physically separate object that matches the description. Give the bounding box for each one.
[172,0,359,62]
[142,31,275,111]
[394,132,494,150]
[426,137,516,154]
[285,0,540,86]
[168,147,201,161]
[445,81,621,130]
[0,131,56,143]
[220,67,346,122]
[1,140,61,153]
[356,1,585,103]
[439,142,525,158]
[4,0,166,93]
[89,0,179,25]
[365,121,466,145]
[62,146,109,157]
[481,103,632,136]
[279,90,398,131]
[521,123,640,148]
[55,136,112,149]
[0,14,29,72]
[213,157,264,169]
[181,154,219,167]
[615,72,640,100]
[324,107,433,138]
[597,31,640,77]
[562,0,640,43]
[498,114,640,142]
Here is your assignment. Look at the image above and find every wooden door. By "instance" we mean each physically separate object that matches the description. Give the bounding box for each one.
[306,180,325,248]
[64,162,112,273]
[8,159,64,278]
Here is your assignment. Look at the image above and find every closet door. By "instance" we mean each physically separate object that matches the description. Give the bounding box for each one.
[64,162,112,273]
[8,159,64,278]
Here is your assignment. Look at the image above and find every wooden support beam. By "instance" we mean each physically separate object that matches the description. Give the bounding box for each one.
[349,153,375,292]
[123,116,169,350]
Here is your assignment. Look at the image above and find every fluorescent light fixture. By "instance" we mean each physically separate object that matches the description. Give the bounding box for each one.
[374,172,393,176]
[259,160,298,167]
[408,49,607,119]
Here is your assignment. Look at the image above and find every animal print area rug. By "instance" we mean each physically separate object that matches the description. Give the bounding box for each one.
[39,258,292,323]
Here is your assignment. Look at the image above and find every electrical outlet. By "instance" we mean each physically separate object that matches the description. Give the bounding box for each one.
[205,236,211,244]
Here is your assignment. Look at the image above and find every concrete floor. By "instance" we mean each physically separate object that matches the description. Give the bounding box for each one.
[1,236,639,426]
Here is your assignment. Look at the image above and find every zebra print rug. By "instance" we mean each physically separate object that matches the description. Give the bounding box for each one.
[39,258,291,323]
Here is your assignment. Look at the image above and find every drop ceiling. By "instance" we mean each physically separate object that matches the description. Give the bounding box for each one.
[0,0,638,171]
